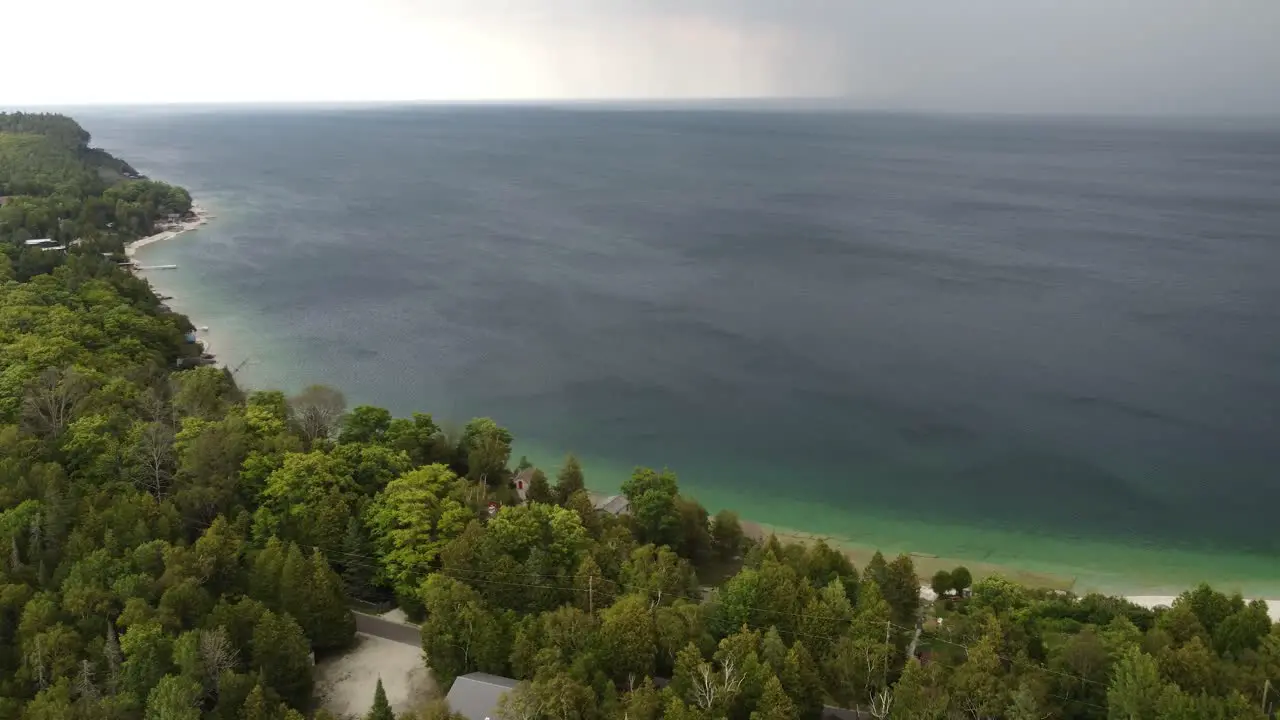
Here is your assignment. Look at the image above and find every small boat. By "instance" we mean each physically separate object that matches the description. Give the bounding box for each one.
[199,326,209,332]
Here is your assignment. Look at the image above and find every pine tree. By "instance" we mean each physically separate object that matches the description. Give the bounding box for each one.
[366,677,395,720]
[760,627,788,675]
[250,610,313,711]
[865,551,888,589]
[526,469,554,504]
[888,658,948,720]
[883,554,921,625]
[248,538,287,608]
[750,676,797,720]
[554,454,585,503]
[308,549,356,651]
[571,555,606,613]
[239,680,273,720]
[279,543,312,635]
[783,641,824,720]
[340,516,376,599]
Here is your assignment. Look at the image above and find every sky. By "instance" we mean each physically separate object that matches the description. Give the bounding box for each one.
[5,0,1279,113]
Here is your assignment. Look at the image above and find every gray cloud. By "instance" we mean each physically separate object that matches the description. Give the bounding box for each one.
[381,0,1280,114]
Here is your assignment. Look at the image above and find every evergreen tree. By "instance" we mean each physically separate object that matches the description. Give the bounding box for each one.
[340,515,377,599]
[888,658,948,720]
[248,538,287,609]
[525,469,554,504]
[865,551,889,589]
[308,549,356,650]
[710,509,745,562]
[750,676,797,720]
[571,554,607,613]
[555,454,586,503]
[760,627,788,675]
[782,641,824,720]
[366,677,395,720]
[250,610,313,711]
[882,554,920,626]
[239,680,273,720]
[278,543,312,632]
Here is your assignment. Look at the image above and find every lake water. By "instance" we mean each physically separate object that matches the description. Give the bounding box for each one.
[79,106,1280,594]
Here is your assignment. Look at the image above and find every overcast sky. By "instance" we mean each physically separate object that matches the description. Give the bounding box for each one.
[5,0,1279,113]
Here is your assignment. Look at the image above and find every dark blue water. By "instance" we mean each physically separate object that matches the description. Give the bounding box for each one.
[79,106,1280,588]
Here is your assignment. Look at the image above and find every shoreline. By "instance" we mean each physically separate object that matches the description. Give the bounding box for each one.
[529,448,1280,611]
[124,202,213,258]
[737,519,1280,621]
[124,205,1277,618]
[127,199,227,368]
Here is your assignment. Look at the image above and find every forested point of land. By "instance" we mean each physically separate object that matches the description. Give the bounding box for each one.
[1,114,1277,720]
[0,112,190,273]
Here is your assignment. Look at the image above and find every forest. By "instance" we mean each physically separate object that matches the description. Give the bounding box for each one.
[1,114,1278,720]
[0,113,190,251]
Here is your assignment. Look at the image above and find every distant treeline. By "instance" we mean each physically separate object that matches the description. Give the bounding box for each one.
[0,113,190,275]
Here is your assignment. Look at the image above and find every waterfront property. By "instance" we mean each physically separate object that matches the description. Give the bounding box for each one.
[512,468,534,501]
[592,493,630,516]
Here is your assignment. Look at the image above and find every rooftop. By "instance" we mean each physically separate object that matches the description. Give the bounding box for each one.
[593,494,630,516]
[445,673,519,720]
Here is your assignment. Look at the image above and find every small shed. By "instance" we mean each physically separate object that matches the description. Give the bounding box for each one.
[445,673,518,720]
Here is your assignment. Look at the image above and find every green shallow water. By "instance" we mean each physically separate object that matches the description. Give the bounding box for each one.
[511,439,1280,598]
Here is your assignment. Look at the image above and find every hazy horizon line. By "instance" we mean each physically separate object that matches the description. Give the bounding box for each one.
[8,98,1280,124]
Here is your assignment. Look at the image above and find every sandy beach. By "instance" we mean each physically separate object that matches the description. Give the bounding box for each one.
[1127,596,1280,622]
[125,200,231,369]
[124,202,212,258]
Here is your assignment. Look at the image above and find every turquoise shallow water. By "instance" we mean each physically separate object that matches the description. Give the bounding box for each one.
[93,106,1280,596]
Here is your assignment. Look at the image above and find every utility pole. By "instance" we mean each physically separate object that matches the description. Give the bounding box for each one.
[588,574,594,615]
[1262,679,1271,715]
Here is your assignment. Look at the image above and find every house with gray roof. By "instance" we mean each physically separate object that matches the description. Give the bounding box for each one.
[593,494,630,516]
[445,672,519,720]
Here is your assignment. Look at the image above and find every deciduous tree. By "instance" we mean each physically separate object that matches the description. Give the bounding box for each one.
[288,384,346,446]
[366,465,469,598]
